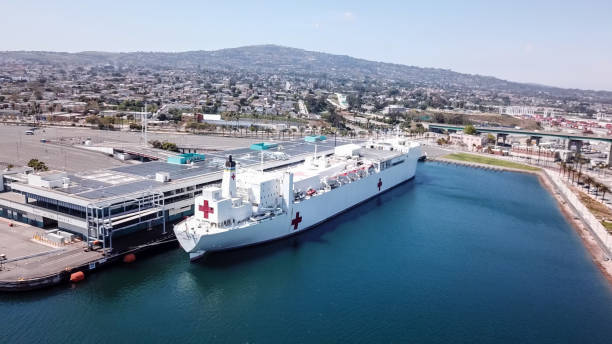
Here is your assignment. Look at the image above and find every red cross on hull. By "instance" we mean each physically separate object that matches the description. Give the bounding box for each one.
[199,200,214,219]
[291,212,303,230]
[377,178,383,191]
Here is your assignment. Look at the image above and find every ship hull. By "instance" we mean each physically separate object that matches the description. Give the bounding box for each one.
[175,148,419,258]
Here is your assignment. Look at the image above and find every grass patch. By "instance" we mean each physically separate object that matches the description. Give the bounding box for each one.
[571,186,612,233]
[573,187,612,219]
[443,153,540,171]
[602,221,612,233]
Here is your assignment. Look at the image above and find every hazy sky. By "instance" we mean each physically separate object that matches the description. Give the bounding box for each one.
[2,0,611,91]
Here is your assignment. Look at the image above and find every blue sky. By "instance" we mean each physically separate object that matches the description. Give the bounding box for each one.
[2,0,611,91]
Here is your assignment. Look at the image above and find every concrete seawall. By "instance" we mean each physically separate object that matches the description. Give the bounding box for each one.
[543,169,612,257]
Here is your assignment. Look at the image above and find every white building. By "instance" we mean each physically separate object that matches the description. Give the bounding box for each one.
[596,113,612,122]
[449,133,486,150]
[382,105,407,116]
[499,106,536,117]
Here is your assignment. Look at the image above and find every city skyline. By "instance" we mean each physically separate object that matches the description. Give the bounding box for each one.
[1,0,611,91]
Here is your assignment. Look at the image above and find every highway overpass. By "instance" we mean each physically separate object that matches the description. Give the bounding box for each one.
[427,124,612,143]
[427,123,612,164]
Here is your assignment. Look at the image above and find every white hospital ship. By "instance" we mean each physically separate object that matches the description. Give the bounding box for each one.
[174,136,421,260]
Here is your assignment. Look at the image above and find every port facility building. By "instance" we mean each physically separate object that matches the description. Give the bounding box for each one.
[0,138,348,250]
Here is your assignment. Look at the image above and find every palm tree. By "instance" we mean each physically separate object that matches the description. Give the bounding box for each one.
[599,184,610,202]
[559,161,566,177]
[583,175,594,191]
[566,165,574,182]
[593,181,601,198]
[576,155,588,181]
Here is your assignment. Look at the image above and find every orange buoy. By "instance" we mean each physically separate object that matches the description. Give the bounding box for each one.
[123,253,136,263]
[70,271,85,283]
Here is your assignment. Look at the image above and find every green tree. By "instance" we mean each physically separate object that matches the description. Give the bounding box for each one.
[599,184,610,202]
[85,115,99,125]
[464,125,477,135]
[149,140,178,152]
[593,181,601,198]
[582,175,593,191]
[415,123,425,136]
[27,159,49,172]
[433,113,445,123]
[98,117,115,130]
[322,110,345,129]
[347,94,362,110]
[558,161,566,177]
[149,140,162,149]
[161,141,178,152]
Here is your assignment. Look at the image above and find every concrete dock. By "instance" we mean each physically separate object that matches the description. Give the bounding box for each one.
[0,219,176,291]
[0,220,104,290]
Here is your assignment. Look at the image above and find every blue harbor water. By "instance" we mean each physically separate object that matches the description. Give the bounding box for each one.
[3,162,612,343]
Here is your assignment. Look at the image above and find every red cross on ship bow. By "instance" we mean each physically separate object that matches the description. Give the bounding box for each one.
[199,200,214,219]
[291,212,302,230]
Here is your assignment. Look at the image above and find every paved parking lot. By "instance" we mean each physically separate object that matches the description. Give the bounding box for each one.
[0,124,263,172]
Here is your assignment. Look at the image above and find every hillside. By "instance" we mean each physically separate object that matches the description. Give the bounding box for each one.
[1,45,611,102]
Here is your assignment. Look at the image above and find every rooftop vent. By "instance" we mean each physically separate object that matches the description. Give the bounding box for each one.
[27,171,70,189]
[156,172,170,183]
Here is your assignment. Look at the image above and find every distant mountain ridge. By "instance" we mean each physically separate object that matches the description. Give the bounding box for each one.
[1,45,611,102]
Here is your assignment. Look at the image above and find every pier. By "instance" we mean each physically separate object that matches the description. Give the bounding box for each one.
[0,219,176,291]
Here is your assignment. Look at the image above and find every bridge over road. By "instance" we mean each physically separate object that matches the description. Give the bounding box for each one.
[427,123,612,164]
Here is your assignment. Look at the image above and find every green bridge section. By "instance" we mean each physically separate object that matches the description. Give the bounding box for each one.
[428,123,612,164]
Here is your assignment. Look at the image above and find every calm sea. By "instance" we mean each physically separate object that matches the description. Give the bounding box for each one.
[2,162,612,343]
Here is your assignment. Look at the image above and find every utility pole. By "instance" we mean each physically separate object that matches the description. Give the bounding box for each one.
[142,103,148,147]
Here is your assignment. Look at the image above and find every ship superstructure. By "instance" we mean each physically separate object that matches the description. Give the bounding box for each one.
[174,137,421,260]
